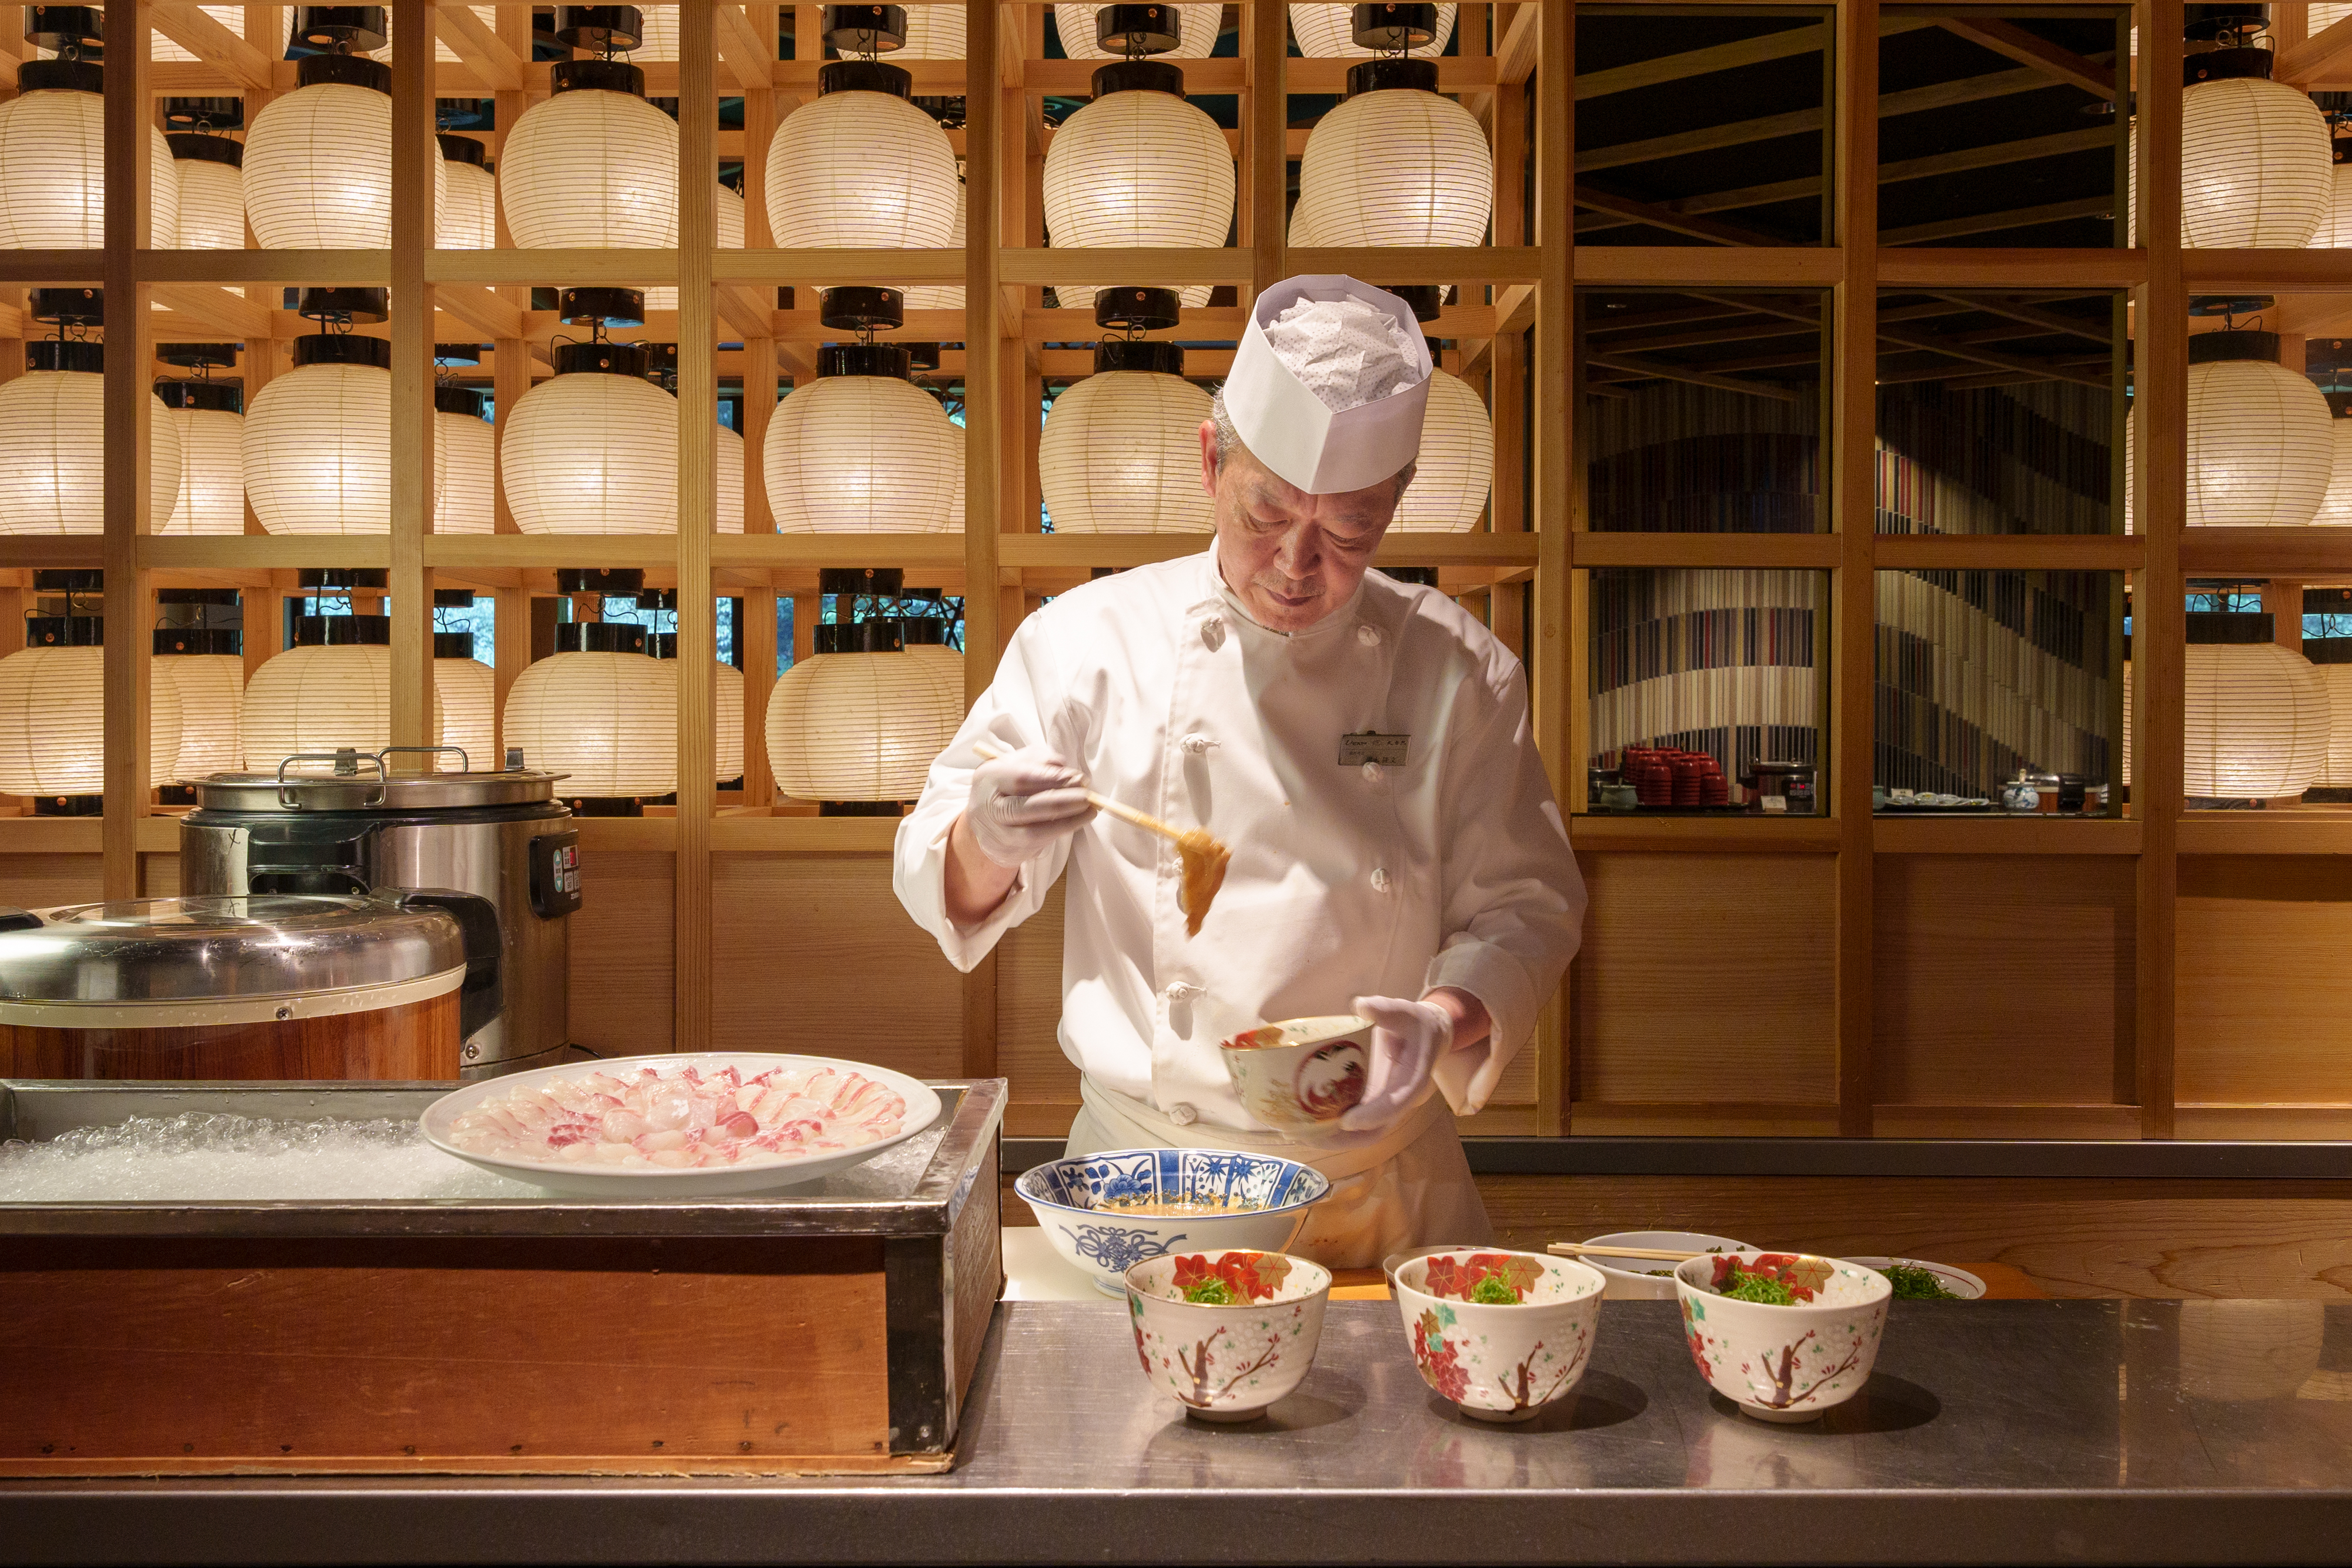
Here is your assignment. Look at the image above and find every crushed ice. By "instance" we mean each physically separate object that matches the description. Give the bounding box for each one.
[0,1113,544,1202]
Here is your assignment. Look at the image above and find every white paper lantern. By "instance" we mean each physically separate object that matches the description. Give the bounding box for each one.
[1043,65,1234,312]
[1054,3,1221,58]
[1392,367,1492,531]
[1038,357,1213,533]
[1289,3,1456,57]
[900,174,965,310]
[2316,662,2352,787]
[646,181,743,312]
[502,650,677,797]
[0,647,182,794]
[764,63,959,253]
[2186,332,2336,527]
[437,135,497,249]
[2317,403,2352,527]
[947,418,967,531]
[434,389,496,535]
[499,61,679,249]
[0,63,177,247]
[1291,62,1492,250]
[243,643,440,771]
[243,338,392,536]
[168,133,245,251]
[763,354,963,532]
[717,420,746,533]
[895,4,967,57]
[2181,68,2333,248]
[149,5,246,63]
[2184,641,2330,798]
[716,661,746,783]
[158,650,242,780]
[0,348,182,535]
[433,653,496,770]
[245,55,444,249]
[766,639,964,803]
[2317,149,2352,248]
[630,4,680,59]
[158,386,245,536]
[502,348,680,535]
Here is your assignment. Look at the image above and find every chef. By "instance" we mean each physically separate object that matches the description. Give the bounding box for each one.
[894,275,1585,1267]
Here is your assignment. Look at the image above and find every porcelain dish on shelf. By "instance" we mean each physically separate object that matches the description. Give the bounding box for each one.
[1125,1248,1333,1422]
[1673,1249,1892,1423]
[1580,1230,1754,1299]
[1839,1256,1986,1300]
[1391,1248,1606,1422]
[418,1052,944,1198]
[1017,1147,1331,1296]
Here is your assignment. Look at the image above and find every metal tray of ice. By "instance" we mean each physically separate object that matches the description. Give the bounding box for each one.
[0,1077,1003,1239]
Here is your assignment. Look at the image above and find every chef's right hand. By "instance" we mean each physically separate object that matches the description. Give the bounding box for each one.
[965,744,1097,868]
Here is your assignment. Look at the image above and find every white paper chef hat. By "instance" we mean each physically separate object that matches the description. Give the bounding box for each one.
[1222,275,1434,495]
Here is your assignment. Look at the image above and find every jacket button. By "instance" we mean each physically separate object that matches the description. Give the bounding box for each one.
[1180,732,1218,755]
[1357,624,1382,647]
[1164,981,1203,1003]
[1168,1102,1198,1126]
[1201,617,1225,651]
[1361,760,1382,783]
[1371,867,1392,892]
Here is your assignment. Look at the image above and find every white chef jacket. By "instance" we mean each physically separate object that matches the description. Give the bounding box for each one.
[894,550,1586,1148]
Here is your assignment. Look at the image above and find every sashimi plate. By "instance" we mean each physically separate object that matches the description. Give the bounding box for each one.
[420,1052,946,1197]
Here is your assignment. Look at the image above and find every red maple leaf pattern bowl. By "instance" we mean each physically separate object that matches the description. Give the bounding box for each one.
[1672,1249,1893,1424]
[1124,1248,1334,1423]
[1390,1248,1606,1423]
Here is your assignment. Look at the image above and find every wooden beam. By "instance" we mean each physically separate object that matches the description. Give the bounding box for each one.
[148,4,272,89]
[390,0,437,753]
[1533,0,1570,1136]
[432,282,524,342]
[674,0,720,1055]
[147,283,273,339]
[1250,0,1285,296]
[100,0,153,900]
[1575,22,1828,99]
[1931,16,2115,98]
[1880,195,2114,248]
[1584,351,1802,402]
[433,2,523,92]
[2274,9,2352,83]
[1571,183,1790,246]
[1922,292,2115,347]
[714,0,776,93]
[1495,0,1538,85]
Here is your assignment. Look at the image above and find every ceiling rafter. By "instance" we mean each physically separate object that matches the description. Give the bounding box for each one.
[1686,291,2110,390]
[1569,184,1790,247]
[1585,351,1802,403]
[1881,194,2115,246]
[1929,18,2116,98]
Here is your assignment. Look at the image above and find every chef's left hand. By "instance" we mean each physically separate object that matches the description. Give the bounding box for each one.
[1340,994,1455,1132]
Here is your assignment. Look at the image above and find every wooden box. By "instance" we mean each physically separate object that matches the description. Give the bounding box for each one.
[0,1076,1004,1477]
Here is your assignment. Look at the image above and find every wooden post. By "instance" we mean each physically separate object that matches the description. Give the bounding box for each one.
[1532,0,1571,1136]
[2136,0,2187,1141]
[1831,0,1881,1140]
[493,586,529,764]
[742,335,777,533]
[388,0,435,752]
[958,0,1004,1084]
[675,0,720,1054]
[100,0,153,900]
[744,587,777,807]
[1248,1,1286,297]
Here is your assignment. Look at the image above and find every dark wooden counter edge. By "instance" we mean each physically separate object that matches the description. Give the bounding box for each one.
[2,1480,2350,1564]
[1004,1136,2352,1181]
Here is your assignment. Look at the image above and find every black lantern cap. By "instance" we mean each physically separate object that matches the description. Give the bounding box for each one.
[1351,2,1441,51]
[295,333,393,371]
[26,342,104,375]
[299,285,390,325]
[433,385,487,417]
[558,286,646,327]
[820,342,913,379]
[436,132,487,166]
[433,630,476,660]
[823,4,907,51]
[154,627,242,656]
[299,569,389,590]
[904,341,942,370]
[17,58,101,95]
[551,57,647,97]
[649,630,679,658]
[27,614,102,647]
[636,588,679,611]
[24,6,103,54]
[33,569,103,593]
[292,5,388,51]
[2186,609,2273,644]
[157,587,238,607]
[156,380,243,413]
[2187,292,2273,318]
[295,51,393,94]
[2330,390,2352,419]
[163,96,243,130]
[1095,286,1180,333]
[553,340,651,378]
[554,621,649,654]
[158,342,240,371]
[1091,59,1184,99]
[554,4,644,51]
[1095,3,1183,55]
[2310,337,2352,376]
[818,59,913,99]
[2186,45,2274,85]
[1094,339,1184,376]
[819,566,906,597]
[1389,283,1443,322]
[820,285,905,332]
[434,589,477,608]
[294,613,393,647]
[31,287,102,327]
[2190,329,2281,366]
[434,342,486,365]
[1345,56,1439,96]
[167,131,243,168]
[557,567,646,595]
[815,618,922,654]
[642,342,679,379]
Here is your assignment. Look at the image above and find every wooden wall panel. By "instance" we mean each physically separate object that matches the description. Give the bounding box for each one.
[569,851,676,1055]
[997,884,1076,1136]
[0,855,105,913]
[142,853,179,898]
[1569,852,1838,1106]
[709,854,961,1080]
[2177,856,2352,1107]
[1872,855,2134,1108]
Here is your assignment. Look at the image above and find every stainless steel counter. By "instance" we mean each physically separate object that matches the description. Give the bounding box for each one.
[6,1298,2352,1565]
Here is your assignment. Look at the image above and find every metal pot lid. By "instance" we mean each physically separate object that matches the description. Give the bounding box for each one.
[191,757,564,813]
[0,895,467,1016]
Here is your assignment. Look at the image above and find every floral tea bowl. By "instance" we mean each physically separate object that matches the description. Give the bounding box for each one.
[1218,1015,1373,1130]
[1125,1249,1334,1422]
[1391,1248,1607,1422]
[1673,1250,1892,1423]
[1017,1148,1330,1296]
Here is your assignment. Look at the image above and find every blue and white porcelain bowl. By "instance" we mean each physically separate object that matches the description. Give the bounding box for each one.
[1015,1148,1331,1296]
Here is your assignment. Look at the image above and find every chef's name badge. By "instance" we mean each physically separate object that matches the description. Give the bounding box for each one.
[1339,731,1409,767]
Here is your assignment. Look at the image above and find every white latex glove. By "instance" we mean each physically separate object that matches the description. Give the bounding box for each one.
[1339,994,1454,1132]
[965,744,1096,868]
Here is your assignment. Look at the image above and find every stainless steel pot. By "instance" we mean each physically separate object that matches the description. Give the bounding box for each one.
[179,750,581,1076]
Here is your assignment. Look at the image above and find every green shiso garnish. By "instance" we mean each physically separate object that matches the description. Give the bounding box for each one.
[1720,1269,1797,1306]
[1882,1262,1959,1300]
[1181,1277,1238,1305]
[1469,1273,1521,1305]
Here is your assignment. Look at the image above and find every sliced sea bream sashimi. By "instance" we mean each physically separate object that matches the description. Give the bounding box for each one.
[444,1062,909,1171]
